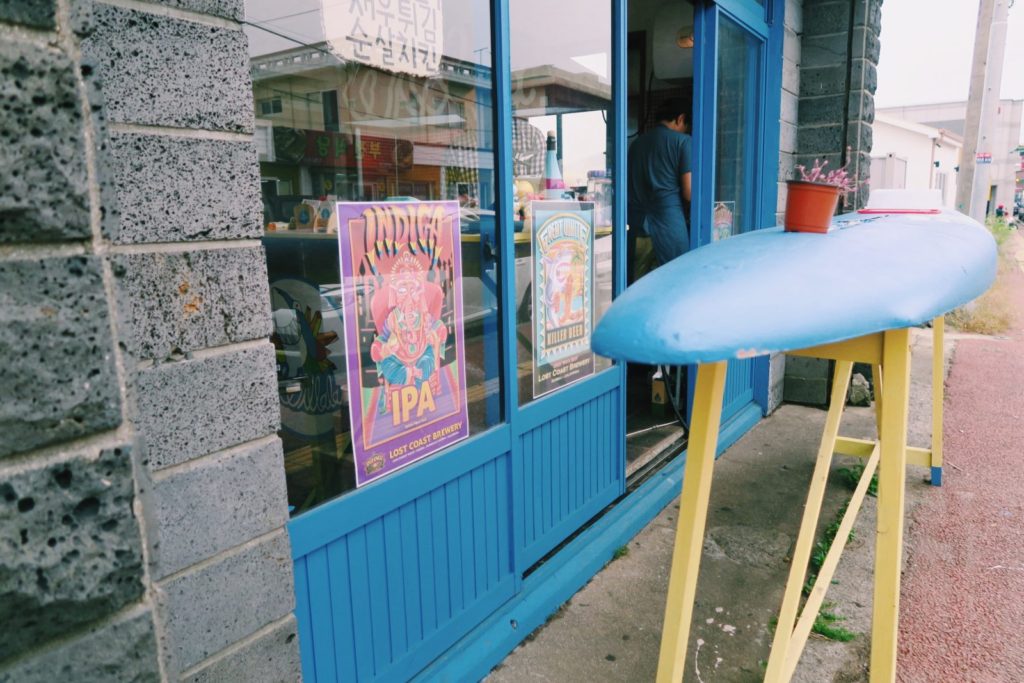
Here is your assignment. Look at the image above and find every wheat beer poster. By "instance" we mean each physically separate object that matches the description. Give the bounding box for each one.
[531,201,596,398]
[336,201,468,487]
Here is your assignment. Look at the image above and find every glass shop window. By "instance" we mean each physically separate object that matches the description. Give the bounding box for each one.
[713,16,761,238]
[258,97,283,116]
[244,0,501,514]
[509,0,614,405]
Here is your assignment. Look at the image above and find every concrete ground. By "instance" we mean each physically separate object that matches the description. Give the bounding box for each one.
[486,327,955,681]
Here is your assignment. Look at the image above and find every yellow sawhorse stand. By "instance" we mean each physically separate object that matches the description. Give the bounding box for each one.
[656,317,945,683]
[830,317,945,487]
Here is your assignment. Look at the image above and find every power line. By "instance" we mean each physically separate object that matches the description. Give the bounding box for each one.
[245,7,318,24]
[245,0,352,25]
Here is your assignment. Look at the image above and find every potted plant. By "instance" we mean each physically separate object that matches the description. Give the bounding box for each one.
[784,156,859,233]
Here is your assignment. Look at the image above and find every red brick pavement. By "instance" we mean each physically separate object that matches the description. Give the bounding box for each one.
[898,236,1024,683]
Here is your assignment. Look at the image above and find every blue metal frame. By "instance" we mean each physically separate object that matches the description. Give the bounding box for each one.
[491,0,524,595]
[500,0,626,578]
[686,0,719,416]
[493,0,516,420]
[691,2,717,250]
[716,0,771,38]
[287,1,786,679]
[689,0,784,417]
[753,0,786,412]
[612,0,628,454]
[612,0,628,300]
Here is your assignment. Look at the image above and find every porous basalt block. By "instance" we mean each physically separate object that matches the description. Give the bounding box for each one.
[150,438,288,578]
[0,446,144,663]
[107,133,261,244]
[111,246,272,362]
[0,0,56,30]
[82,4,253,132]
[151,0,243,21]
[0,256,120,458]
[0,608,159,682]
[135,344,279,470]
[159,532,295,672]
[0,42,90,243]
[184,615,300,683]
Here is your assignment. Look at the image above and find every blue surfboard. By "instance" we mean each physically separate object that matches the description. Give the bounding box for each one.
[592,211,997,365]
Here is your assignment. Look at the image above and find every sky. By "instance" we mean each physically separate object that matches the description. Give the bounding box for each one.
[875,0,1024,108]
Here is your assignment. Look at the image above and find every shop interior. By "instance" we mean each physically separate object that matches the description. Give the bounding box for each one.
[249,0,699,511]
[623,0,696,477]
[251,0,504,511]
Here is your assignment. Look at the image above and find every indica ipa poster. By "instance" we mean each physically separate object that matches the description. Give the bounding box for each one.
[531,201,596,398]
[336,201,469,487]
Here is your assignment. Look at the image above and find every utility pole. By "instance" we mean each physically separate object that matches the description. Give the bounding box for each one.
[958,0,1010,222]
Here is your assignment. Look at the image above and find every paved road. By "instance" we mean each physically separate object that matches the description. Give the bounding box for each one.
[898,233,1024,683]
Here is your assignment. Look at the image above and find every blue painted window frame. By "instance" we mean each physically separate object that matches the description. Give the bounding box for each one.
[285,1,787,679]
[285,0,786,549]
[288,0,631,533]
[689,0,785,416]
[500,0,628,575]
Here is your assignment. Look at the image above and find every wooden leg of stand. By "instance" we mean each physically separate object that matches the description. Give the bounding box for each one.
[930,316,944,485]
[656,361,728,683]
[764,360,854,680]
[870,328,911,681]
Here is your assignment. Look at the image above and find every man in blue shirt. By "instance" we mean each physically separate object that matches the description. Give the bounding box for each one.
[627,98,692,276]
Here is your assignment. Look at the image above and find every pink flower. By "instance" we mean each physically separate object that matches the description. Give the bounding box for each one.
[794,148,861,199]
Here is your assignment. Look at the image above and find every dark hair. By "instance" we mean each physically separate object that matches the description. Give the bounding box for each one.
[655,97,689,123]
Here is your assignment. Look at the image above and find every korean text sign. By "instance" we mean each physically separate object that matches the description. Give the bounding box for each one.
[323,0,442,77]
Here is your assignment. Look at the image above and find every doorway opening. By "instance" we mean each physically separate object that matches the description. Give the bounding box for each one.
[624,0,697,477]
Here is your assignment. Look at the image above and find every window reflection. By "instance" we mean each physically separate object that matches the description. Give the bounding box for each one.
[245,0,501,513]
[509,0,614,406]
[713,16,760,239]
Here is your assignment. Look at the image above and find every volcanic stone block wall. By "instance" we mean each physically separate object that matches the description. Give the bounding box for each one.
[0,1,299,681]
[782,0,882,406]
[796,0,883,210]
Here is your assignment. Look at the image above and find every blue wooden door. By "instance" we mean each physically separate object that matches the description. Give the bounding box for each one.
[278,0,628,678]
[276,0,785,678]
[289,429,517,682]
[691,0,783,428]
[504,0,626,573]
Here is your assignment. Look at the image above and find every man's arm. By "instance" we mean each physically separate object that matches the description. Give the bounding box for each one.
[681,172,691,203]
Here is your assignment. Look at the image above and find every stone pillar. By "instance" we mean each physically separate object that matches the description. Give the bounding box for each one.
[0,1,300,681]
[778,0,804,224]
[782,0,882,407]
[795,0,882,211]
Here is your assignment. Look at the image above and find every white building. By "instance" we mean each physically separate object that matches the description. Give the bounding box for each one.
[877,100,1023,214]
[871,114,963,207]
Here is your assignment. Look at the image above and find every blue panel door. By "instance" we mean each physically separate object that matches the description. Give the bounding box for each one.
[282,0,787,678]
[504,0,626,572]
[690,0,782,425]
[285,0,631,676]
[513,372,624,570]
[288,430,517,682]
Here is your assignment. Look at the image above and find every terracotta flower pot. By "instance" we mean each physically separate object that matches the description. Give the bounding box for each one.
[784,181,841,233]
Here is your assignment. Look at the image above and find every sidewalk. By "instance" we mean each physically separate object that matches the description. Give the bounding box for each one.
[897,232,1024,682]
[485,264,1009,680]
